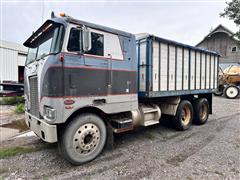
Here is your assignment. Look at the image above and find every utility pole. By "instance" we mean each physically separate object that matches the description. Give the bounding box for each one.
[42,0,44,22]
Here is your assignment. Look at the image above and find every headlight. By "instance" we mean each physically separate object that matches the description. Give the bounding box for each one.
[44,106,56,121]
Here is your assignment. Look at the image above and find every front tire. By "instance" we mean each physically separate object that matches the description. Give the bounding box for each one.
[214,91,223,96]
[193,98,209,125]
[214,87,223,96]
[224,85,239,99]
[174,100,193,131]
[59,113,107,165]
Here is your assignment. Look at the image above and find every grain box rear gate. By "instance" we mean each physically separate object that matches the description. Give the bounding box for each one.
[136,34,220,98]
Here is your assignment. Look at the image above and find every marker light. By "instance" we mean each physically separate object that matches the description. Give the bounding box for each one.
[59,12,65,17]
[59,54,64,62]
[64,99,75,105]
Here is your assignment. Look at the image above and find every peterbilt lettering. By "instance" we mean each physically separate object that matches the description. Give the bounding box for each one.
[23,13,219,165]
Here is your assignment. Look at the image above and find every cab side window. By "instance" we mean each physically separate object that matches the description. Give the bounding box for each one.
[85,32,104,56]
[67,28,81,52]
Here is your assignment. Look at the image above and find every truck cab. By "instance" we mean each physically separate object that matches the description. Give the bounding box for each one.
[24,13,139,164]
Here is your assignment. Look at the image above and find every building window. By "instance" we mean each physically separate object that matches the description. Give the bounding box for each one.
[85,32,104,56]
[231,46,237,52]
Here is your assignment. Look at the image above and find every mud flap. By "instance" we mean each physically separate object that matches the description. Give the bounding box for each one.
[105,123,114,150]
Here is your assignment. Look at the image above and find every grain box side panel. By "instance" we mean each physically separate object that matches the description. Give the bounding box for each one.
[152,41,159,91]
[176,47,183,90]
[169,45,176,91]
[214,56,218,88]
[211,55,215,89]
[196,51,201,89]
[139,42,147,91]
[201,53,206,89]
[190,50,195,90]
[183,48,189,90]
[160,43,168,91]
[206,54,210,89]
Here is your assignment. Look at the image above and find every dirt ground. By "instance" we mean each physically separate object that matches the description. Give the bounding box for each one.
[0,105,26,141]
[0,96,240,179]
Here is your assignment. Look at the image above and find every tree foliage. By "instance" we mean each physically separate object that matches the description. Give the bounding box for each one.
[220,0,240,39]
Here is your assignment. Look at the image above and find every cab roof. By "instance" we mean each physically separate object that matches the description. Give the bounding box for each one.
[23,16,134,47]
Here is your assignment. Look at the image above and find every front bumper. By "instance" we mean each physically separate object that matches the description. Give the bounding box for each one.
[25,112,58,143]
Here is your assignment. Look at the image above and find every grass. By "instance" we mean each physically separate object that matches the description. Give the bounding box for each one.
[14,103,25,114]
[0,168,8,175]
[235,144,240,149]
[0,96,24,105]
[0,147,36,159]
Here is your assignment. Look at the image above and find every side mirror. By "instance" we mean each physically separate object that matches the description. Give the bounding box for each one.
[82,26,92,52]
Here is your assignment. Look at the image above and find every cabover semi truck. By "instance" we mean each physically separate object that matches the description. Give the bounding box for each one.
[23,13,219,165]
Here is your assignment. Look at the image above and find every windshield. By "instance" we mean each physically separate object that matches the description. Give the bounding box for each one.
[25,22,64,65]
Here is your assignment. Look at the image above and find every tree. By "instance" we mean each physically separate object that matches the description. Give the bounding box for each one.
[220,0,240,40]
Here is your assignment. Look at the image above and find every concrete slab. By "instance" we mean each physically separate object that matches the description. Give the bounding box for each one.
[0,127,19,142]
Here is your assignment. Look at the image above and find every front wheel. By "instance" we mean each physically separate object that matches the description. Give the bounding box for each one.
[214,85,224,96]
[174,100,193,131]
[224,85,239,99]
[59,113,107,165]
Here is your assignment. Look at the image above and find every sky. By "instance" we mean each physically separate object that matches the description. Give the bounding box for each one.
[0,0,238,46]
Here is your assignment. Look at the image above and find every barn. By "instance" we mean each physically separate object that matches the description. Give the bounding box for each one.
[0,40,28,83]
[196,24,240,65]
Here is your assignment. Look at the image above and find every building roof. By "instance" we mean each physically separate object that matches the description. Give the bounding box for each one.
[0,40,28,54]
[196,24,239,46]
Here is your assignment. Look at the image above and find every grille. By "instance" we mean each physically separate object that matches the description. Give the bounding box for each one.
[29,76,40,118]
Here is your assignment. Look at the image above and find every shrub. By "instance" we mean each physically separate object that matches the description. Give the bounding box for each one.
[0,96,24,105]
[16,96,25,103]
[15,103,25,114]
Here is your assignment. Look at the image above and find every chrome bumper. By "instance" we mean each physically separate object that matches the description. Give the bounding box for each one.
[25,112,58,143]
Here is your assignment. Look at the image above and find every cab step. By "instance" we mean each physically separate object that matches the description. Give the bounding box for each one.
[111,118,133,133]
[143,119,159,126]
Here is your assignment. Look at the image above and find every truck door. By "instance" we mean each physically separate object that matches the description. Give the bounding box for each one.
[65,26,109,97]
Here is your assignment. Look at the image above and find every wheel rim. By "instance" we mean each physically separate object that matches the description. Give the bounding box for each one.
[181,106,191,126]
[199,103,207,120]
[226,87,238,98]
[73,123,100,155]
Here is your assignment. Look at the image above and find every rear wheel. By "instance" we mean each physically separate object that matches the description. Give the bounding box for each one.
[59,113,107,165]
[224,85,239,99]
[193,98,209,125]
[174,100,193,131]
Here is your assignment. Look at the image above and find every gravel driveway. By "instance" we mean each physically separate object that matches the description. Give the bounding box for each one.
[0,96,240,179]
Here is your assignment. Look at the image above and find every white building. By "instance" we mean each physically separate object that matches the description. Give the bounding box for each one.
[0,40,28,83]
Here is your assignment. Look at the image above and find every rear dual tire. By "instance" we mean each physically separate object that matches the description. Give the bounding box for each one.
[193,98,209,125]
[174,98,210,130]
[174,100,193,131]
